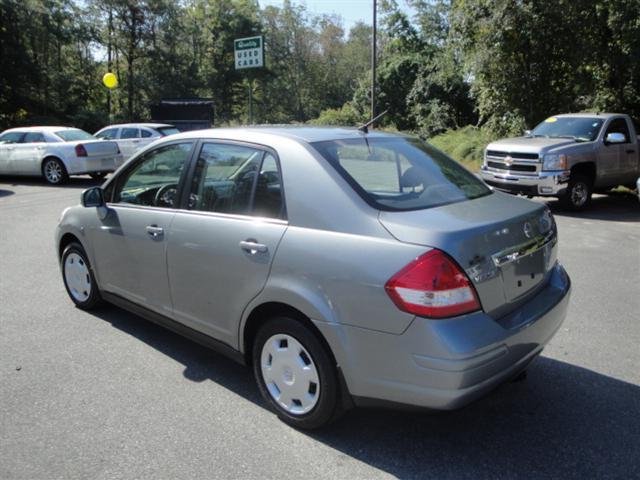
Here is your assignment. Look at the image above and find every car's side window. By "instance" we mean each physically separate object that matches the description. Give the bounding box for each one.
[141,129,153,138]
[605,118,630,143]
[188,143,264,215]
[97,128,118,140]
[121,128,139,139]
[0,132,25,144]
[252,153,285,219]
[112,142,193,208]
[23,132,45,143]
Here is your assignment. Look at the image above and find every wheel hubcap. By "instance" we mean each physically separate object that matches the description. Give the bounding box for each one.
[260,334,320,415]
[64,253,91,302]
[571,182,588,206]
[45,161,62,183]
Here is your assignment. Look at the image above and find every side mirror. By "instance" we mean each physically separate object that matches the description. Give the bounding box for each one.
[605,132,626,145]
[524,130,532,136]
[81,187,105,208]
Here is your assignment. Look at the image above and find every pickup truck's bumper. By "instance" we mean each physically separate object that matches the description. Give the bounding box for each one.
[480,167,570,196]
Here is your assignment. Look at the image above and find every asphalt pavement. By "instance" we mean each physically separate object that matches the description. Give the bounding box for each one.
[1,176,639,480]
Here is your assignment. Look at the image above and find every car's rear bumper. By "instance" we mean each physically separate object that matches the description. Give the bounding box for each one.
[480,167,570,196]
[65,154,125,175]
[314,263,571,410]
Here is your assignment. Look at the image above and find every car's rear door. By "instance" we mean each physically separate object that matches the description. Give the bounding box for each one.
[166,141,287,347]
[90,141,196,315]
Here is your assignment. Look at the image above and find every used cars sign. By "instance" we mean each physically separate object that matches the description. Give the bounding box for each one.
[234,35,264,69]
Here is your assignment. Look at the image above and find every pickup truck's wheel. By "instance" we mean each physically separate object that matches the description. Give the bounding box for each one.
[560,174,592,211]
[42,157,68,185]
[252,316,341,429]
[61,242,103,310]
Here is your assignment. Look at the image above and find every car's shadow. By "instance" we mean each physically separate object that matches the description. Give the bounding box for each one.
[91,305,640,479]
[540,192,639,223]
[0,175,105,190]
[0,188,15,198]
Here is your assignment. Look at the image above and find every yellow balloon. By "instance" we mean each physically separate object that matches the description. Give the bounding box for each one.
[103,72,118,89]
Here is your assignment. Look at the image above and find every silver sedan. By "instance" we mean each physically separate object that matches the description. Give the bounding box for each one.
[56,127,571,429]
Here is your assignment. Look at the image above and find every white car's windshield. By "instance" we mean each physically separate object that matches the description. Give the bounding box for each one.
[55,129,96,142]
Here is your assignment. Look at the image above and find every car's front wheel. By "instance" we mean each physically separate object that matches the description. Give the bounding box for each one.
[252,316,341,429]
[560,174,592,211]
[61,242,102,310]
[42,158,68,185]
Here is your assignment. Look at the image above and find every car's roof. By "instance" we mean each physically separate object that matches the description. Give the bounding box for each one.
[2,126,81,133]
[98,123,174,130]
[167,126,408,144]
[553,113,624,119]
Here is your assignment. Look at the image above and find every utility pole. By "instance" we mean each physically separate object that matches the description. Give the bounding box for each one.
[371,0,377,124]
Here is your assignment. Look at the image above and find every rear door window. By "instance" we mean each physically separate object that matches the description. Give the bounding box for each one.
[188,143,264,215]
[22,132,45,143]
[312,137,491,211]
[141,129,153,138]
[120,128,139,139]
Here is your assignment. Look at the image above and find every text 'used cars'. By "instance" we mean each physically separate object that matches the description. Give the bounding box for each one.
[56,127,571,429]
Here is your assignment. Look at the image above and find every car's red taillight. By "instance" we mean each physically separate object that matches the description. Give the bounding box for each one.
[385,249,481,318]
[75,144,88,157]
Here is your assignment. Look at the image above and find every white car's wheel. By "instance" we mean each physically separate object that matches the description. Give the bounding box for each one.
[253,316,341,429]
[42,158,68,185]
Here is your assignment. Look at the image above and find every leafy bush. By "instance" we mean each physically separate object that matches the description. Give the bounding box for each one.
[309,103,366,126]
[427,126,498,171]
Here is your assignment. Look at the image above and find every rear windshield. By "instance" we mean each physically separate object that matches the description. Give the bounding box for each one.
[55,129,96,142]
[312,137,491,211]
[156,127,180,136]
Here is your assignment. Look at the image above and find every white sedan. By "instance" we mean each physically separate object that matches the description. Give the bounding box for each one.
[94,123,180,160]
[0,127,124,185]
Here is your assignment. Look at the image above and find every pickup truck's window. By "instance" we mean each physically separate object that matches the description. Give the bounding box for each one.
[605,118,631,143]
[114,142,193,208]
[530,117,603,142]
[188,143,263,215]
[55,129,95,142]
[22,132,45,143]
[0,132,25,144]
[313,137,491,211]
[121,128,139,139]
[96,128,118,140]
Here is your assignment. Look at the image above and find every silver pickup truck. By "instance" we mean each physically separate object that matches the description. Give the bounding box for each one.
[480,113,640,210]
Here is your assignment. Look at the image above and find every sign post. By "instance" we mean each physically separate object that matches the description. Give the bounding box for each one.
[234,35,264,124]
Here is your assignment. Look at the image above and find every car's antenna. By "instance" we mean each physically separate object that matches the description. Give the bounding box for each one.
[358,110,388,134]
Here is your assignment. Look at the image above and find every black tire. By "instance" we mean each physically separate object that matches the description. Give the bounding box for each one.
[42,157,69,185]
[61,242,103,310]
[560,174,592,211]
[252,316,341,429]
[89,172,107,181]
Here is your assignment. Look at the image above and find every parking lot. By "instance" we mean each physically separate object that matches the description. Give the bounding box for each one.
[1,176,639,479]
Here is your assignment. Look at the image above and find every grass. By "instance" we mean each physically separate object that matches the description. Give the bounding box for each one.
[427,126,496,171]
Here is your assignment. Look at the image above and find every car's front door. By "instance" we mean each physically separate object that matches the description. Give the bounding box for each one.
[0,132,25,174]
[90,141,195,315]
[598,118,629,184]
[12,132,45,174]
[167,142,288,347]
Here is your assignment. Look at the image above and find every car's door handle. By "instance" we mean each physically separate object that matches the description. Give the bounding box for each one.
[145,225,164,238]
[239,239,268,254]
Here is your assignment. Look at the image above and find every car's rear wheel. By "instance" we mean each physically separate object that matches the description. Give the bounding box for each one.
[252,316,341,429]
[61,242,102,310]
[42,158,68,185]
[560,174,592,211]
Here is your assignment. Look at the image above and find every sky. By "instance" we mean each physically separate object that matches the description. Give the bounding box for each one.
[258,0,416,32]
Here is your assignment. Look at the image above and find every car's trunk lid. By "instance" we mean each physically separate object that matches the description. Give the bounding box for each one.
[69,140,120,157]
[378,192,557,318]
